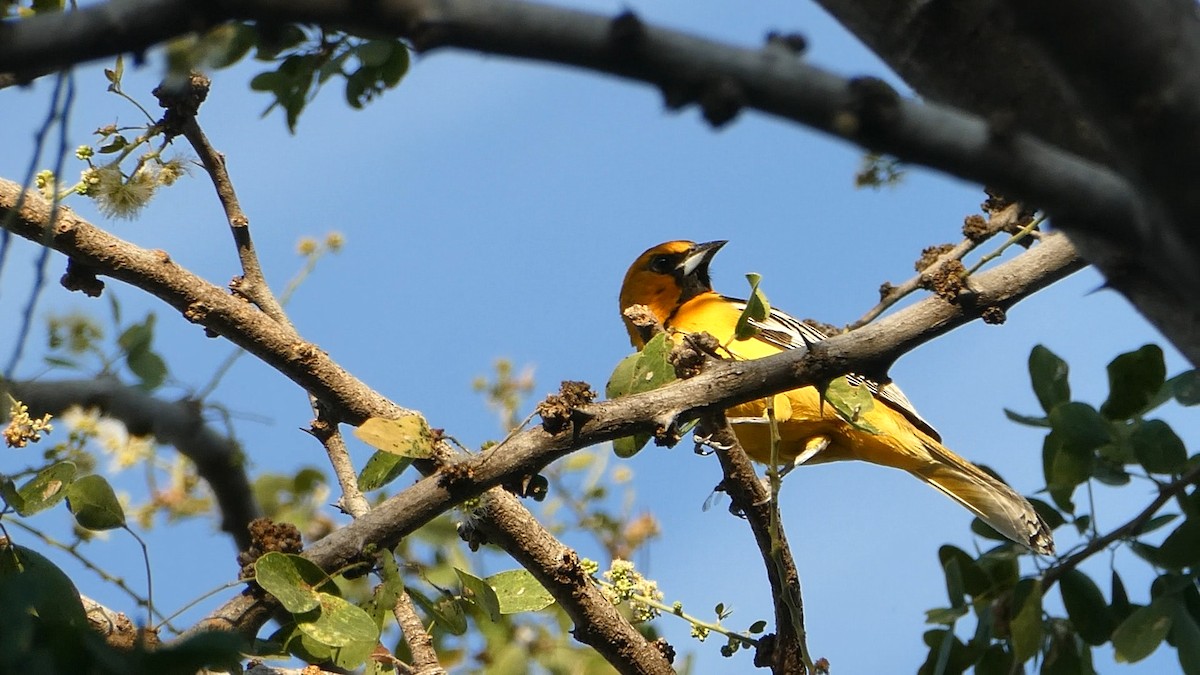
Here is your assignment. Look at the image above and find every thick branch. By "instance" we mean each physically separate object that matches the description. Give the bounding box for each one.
[0,179,405,425]
[6,376,258,550]
[0,0,1136,259]
[14,0,1198,366]
[810,0,1200,365]
[0,182,674,673]
[0,183,1084,547]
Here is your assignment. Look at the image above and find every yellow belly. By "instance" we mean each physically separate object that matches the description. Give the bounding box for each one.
[666,293,935,470]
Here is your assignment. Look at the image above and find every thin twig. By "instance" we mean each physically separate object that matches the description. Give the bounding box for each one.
[5,72,73,378]
[1042,463,1200,592]
[308,402,371,518]
[392,588,447,675]
[178,108,292,329]
[960,215,1045,278]
[6,518,178,631]
[846,202,1023,330]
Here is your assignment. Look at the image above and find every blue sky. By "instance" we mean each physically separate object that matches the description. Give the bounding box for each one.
[1,1,1193,672]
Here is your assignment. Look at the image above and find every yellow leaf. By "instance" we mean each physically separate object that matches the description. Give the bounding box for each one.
[353,416,434,458]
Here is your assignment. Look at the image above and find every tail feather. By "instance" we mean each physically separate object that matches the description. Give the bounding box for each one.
[912,441,1054,555]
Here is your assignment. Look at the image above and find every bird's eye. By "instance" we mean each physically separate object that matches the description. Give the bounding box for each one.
[648,255,674,274]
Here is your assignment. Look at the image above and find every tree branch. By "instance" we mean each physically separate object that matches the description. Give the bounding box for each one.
[810,0,1200,366]
[1042,464,1200,593]
[392,588,446,675]
[19,0,1200,367]
[0,181,676,673]
[0,170,1087,672]
[6,376,258,550]
[699,416,810,674]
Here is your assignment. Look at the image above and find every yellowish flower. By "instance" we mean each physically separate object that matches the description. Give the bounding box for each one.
[296,236,319,256]
[92,165,157,220]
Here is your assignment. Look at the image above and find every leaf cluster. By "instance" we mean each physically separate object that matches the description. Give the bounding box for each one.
[921,344,1200,674]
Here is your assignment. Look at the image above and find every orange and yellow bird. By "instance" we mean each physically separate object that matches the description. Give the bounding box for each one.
[619,240,1054,555]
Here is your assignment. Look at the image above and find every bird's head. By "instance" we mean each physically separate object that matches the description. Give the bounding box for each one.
[618,240,727,347]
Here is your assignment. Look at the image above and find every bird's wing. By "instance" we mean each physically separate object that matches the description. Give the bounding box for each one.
[723,295,942,442]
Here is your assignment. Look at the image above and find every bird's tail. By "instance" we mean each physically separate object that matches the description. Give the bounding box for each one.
[911,440,1055,555]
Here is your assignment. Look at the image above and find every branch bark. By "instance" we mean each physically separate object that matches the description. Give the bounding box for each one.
[1,178,1081,671]
[812,0,1200,365]
[7,0,1195,364]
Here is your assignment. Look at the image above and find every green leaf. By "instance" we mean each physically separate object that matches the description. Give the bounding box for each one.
[98,135,128,153]
[31,0,65,14]
[410,587,468,636]
[1048,402,1111,453]
[937,545,990,598]
[1060,569,1115,645]
[925,605,969,626]
[1173,598,1200,675]
[142,629,244,673]
[379,45,410,87]
[249,70,285,92]
[355,40,394,67]
[1010,578,1044,663]
[1030,345,1070,413]
[356,450,412,492]
[330,637,377,671]
[823,377,881,435]
[295,592,380,647]
[253,23,307,59]
[13,461,76,516]
[1101,345,1166,419]
[734,273,770,341]
[117,313,155,355]
[1157,520,1200,570]
[364,554,403,629]
[1139,513,1180,536]
[344,67,372,109]
[606,333,677,457]
[612,434,650,458]
[1172,370,1200,406]
[1003,409,1051,427]
[1113,597,1174,663]
[0,542,88,629]
[0,476,23,513]
[127,348,167,390]
[1043,431,1088,502]
[977,546,1020,596]
[455,568,502,623]
[207,23,257,69]
[974,644,1014,675]
[254,552,324,613]
[919,629,968,675]
[65,474,125,530]
[42,355,80,369]
[1112,570,1133,622]
[1040,624,1090,675]
[606,333,677,399]
[353,415,434,458]
[1130,419,1187,474]
[486,569,555,614]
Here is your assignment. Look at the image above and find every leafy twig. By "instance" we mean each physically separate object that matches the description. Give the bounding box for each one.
[1042,462,1200,592]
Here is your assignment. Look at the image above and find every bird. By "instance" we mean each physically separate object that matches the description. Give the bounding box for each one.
[618,240,1054,555]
